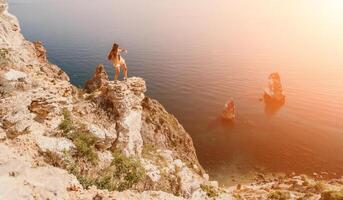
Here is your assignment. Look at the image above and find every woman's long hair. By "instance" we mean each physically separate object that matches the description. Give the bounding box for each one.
[108,43,119,61]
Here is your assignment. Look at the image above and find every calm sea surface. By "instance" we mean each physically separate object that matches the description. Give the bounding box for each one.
[9,0,343,185]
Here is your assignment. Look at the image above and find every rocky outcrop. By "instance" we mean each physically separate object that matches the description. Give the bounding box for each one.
[84,64,109,93]
[221,98,236,121]
[98,77,146,156]
[264,72,285,102]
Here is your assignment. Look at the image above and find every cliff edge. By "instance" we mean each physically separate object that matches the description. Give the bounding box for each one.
[0,1,225,199]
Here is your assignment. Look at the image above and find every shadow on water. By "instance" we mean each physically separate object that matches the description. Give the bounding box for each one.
[207,117,235,130]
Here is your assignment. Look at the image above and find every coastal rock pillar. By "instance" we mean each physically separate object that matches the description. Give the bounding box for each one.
[100,77,147,157]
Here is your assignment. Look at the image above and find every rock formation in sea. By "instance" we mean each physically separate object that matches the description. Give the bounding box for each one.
[1,1,343,199]
[221,98,236,121]
[263,72,285,102]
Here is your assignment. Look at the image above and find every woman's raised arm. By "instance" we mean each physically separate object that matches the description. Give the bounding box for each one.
[119,48,128,54]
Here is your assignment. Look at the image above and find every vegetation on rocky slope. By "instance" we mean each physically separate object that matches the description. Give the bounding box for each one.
[267,190,291,200]
[200,184,219,198]
[59,108,99,164]
[96,152,146,191]
[40,108,147,191]
[43,148,146,192]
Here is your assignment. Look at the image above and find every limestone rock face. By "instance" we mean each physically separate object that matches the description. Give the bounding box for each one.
[96,77,146,156]
[99,77,146,117]
[141,97,203,173]
[84,64,109,93]
[87,124,116,150]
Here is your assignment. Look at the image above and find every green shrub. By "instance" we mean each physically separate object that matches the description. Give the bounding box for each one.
[58,108,98,164]
[72,131,98,165]
[96,153,146,191]
[268,190,291,200]
[63,152,146,191]
[200,184,219,198]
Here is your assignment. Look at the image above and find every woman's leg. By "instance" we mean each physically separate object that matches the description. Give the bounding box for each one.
[121,63,128,80]
[114,66,120,80]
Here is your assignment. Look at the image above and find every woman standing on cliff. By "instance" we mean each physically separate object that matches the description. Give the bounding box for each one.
[108,43,128,81]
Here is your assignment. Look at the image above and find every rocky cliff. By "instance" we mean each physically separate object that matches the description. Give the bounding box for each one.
[2,1,343,200]
[0,1,225,199]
